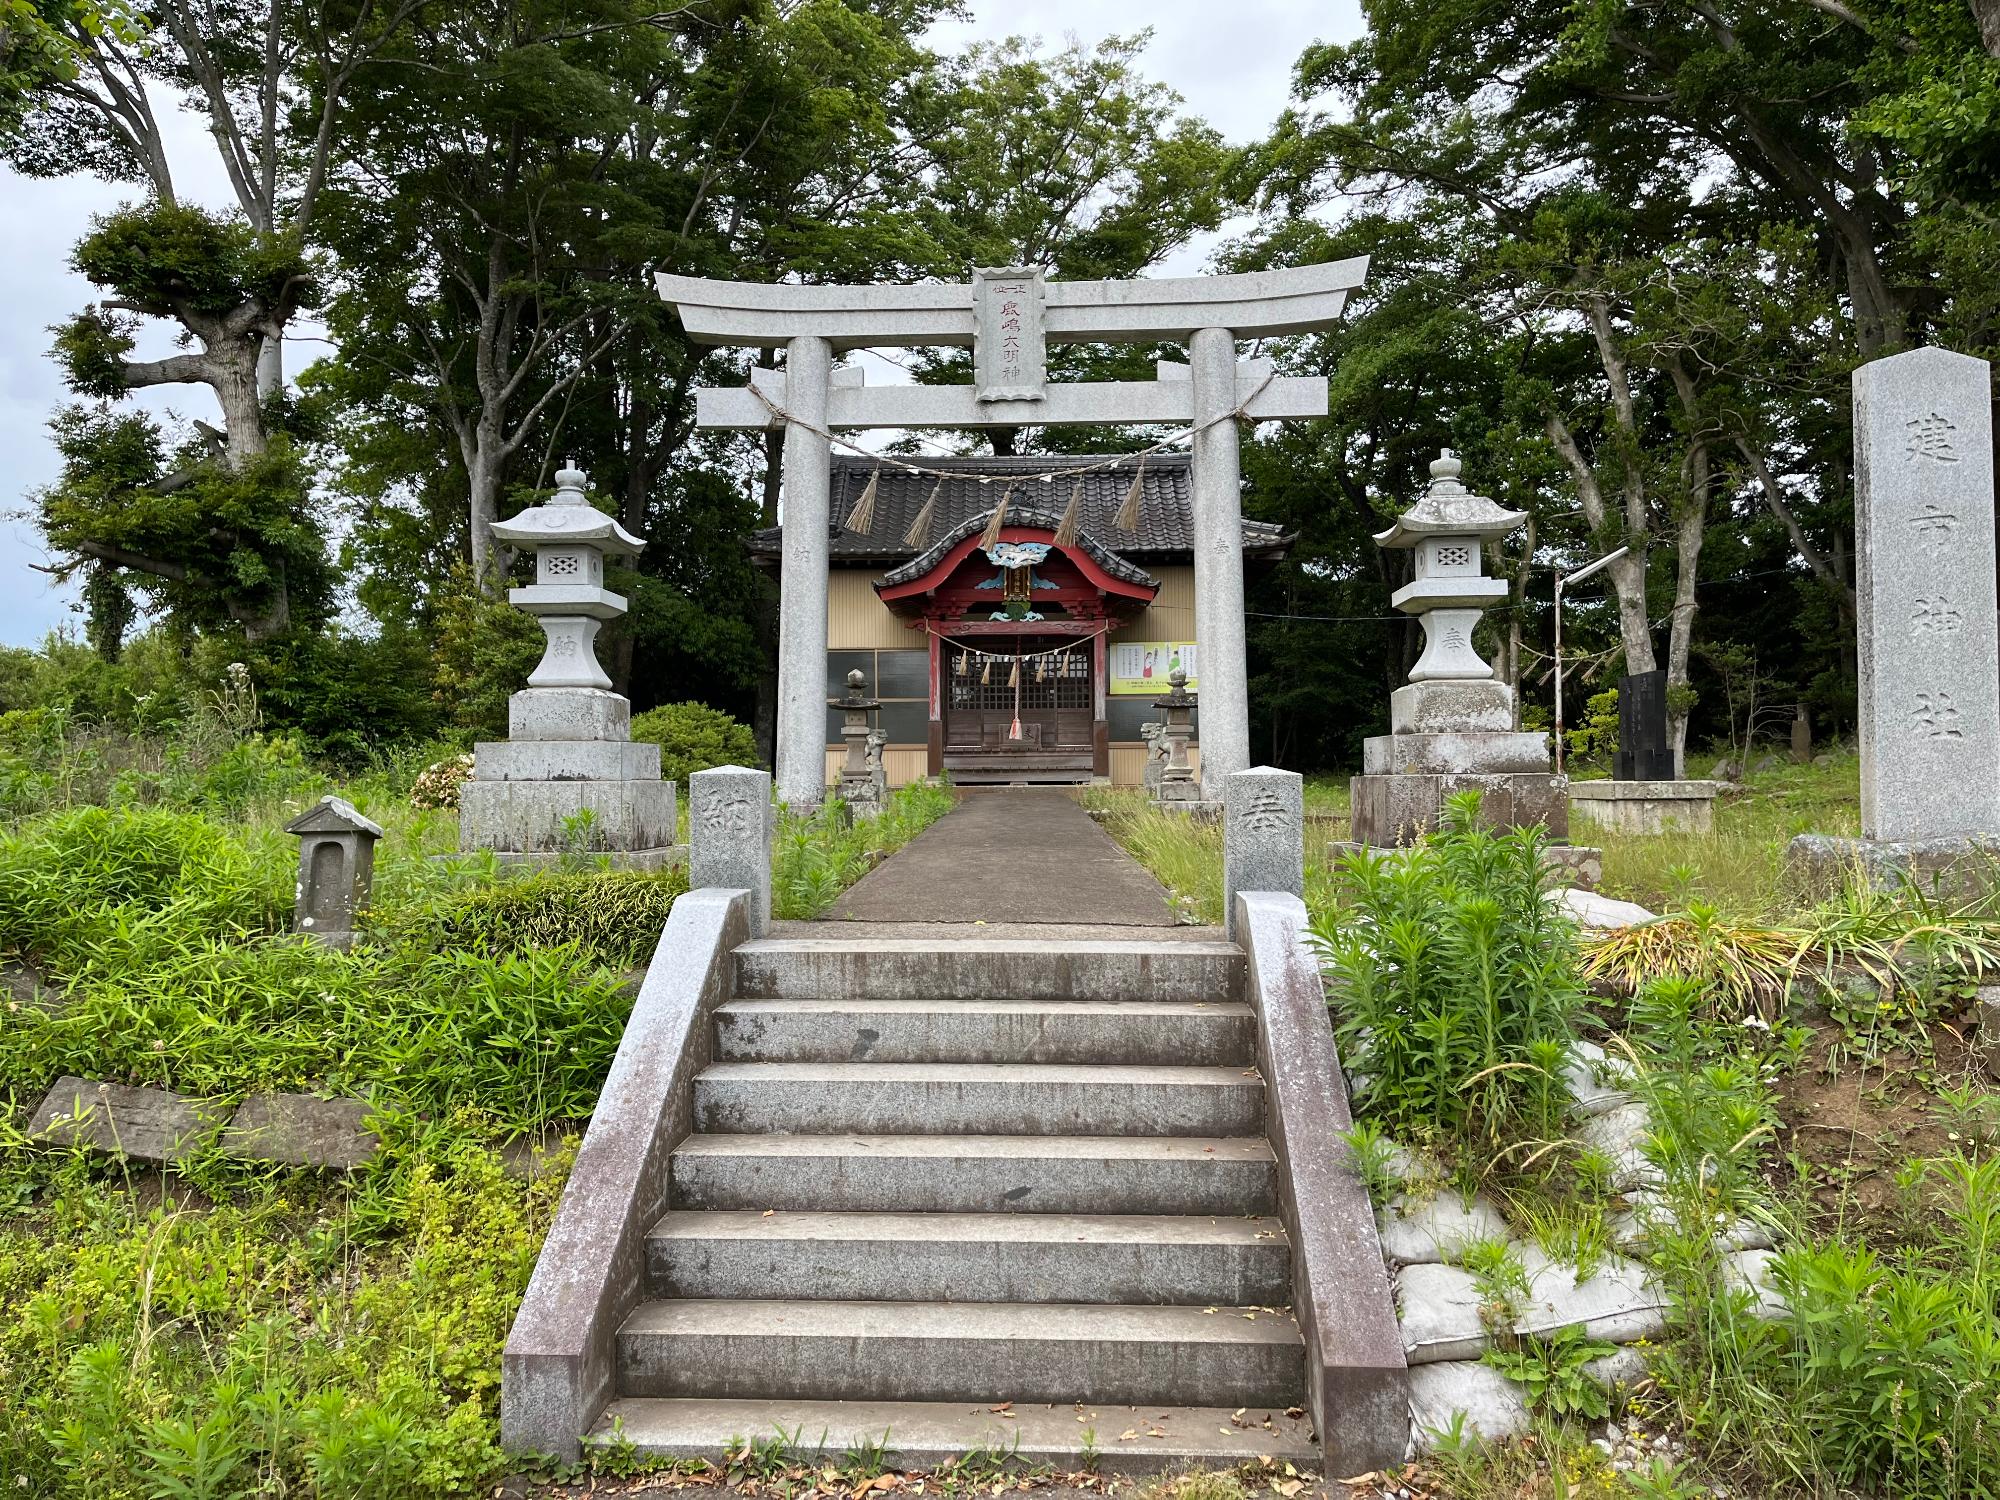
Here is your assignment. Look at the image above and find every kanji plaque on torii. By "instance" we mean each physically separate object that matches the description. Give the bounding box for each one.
[655,258,1368,807]
[973,266,1046,402]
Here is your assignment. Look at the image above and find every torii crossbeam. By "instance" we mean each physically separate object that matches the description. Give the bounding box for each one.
[656,259,1368,807]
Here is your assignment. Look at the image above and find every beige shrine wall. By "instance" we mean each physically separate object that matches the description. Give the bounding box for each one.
[820,562,1200,789]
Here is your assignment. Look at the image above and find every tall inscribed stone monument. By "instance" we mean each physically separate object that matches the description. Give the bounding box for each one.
[1791,346,2000,887]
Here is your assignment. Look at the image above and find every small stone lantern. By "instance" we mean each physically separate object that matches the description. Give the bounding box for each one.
[286,795,383,951]
[1349,450,1568,846]
[830,668,883,814]
[1374,451,1527,683]
[492,462,646,689]
[459,464,676,864]
[1152,669,1202,804]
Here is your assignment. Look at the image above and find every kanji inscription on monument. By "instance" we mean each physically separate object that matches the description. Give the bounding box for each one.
[1854,347,2000,841]
[973,266,1046,403]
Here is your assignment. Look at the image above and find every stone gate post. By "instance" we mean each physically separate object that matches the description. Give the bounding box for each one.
[1189,326,1252,800]
[776,335,833,809]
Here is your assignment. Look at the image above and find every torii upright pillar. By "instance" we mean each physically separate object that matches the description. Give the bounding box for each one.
[775,335,832,808]
[1189,326,1251,796]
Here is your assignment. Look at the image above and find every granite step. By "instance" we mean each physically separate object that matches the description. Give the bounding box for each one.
[732,938,1242,1004]
[644,1209,1290,1305]
[713,998,1256,1065]
[691,1062,1265,1137]
[668,1134,1279,1215]
[586,1396,1319,1472]
[614,1298,1303,1408]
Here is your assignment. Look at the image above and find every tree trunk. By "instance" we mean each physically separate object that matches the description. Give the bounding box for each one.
[465,435,505,588]
[1977,0,2000,57]
[1664,451,1707,777]
[1605,553,1659,677]
[212,344,268,467]
[256,334,283,401]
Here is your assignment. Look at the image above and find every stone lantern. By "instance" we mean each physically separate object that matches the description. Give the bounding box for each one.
[497,462,646,691]
[830,668,883,815]
[1152,669,1204,806]
[1350,451,1569,845]
[286,795,383,951]
[458,464,677,865]
[1377,451,1526,694]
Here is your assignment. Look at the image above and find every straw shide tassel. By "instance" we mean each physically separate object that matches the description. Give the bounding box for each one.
[1115,456,1145,532]
[980,658,991,685]
[843,462,881,534]
[903,478,942,550]
[1052,479,1083,549]
[979,484,1014,550]
[1008,658,1020,688]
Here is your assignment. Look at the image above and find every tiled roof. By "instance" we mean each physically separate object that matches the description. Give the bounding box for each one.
[747,454,1293,563]
[878,505,1158,590]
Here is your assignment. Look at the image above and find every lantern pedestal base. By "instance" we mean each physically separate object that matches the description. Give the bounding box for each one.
[1347,770,1570,847]
[460,774,677,859]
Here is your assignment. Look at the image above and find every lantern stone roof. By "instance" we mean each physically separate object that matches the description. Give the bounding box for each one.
[492,465,647,555]
[1373,452,1528,549]
[285,795,384,838]
[750,454,1293,565]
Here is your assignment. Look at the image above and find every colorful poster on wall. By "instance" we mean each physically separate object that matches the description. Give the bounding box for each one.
[1109,641,1198,695]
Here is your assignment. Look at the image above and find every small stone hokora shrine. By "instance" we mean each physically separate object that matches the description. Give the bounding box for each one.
[655,260,1370,808]
[459,465,678,866]
[1350,452,1569,845]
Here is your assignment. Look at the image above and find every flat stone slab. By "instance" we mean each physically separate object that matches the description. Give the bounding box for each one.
[1563,1039,1638,1117]
[1377,1190,1510,1266]
[1406,1360,1531,1450]
[1397,1262,1493,1364]
[1516,1247,1668,1344]
[222,1093,377,1170]
[1554,888,1657,933]
[1582,1346,1652,1408]
[1787,832,2000,897]
[829,790,1176,925]
[4,958,64,1014]
[30,1077,228,1163]
[1723,1247,1788,1320]
[1577,1100,1662,1191]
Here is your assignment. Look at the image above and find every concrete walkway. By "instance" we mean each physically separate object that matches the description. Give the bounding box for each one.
[829,790,1178,926]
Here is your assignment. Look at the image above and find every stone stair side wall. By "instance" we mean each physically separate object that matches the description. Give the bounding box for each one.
[1235,891,1409,1474]
[501,887,753,1461]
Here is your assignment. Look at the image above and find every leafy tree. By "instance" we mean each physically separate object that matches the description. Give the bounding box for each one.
[895,32,1234,457]
[34,404,335,641]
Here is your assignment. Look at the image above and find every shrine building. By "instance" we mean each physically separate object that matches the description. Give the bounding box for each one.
[749,453,1293,787]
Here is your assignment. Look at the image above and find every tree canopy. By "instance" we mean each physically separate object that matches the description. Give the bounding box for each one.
[2,0,1993,767]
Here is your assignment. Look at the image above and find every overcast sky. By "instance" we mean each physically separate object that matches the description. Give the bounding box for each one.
[0,1,1362,646]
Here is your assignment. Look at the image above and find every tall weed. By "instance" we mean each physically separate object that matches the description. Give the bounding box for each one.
[0,806,290,971]
[0,1132,565,1498]
[1308,793,1583,1157]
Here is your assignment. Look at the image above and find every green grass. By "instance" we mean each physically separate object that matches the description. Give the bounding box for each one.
[1080,787,1344,925]
[0,762,701,1496]
[1586,752,1861,917]
[773,779,959,920]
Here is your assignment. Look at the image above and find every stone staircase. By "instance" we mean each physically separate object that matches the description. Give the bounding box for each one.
[589,935,1322,1468]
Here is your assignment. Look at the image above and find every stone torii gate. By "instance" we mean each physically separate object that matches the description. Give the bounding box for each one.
[655,260,1368,807]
